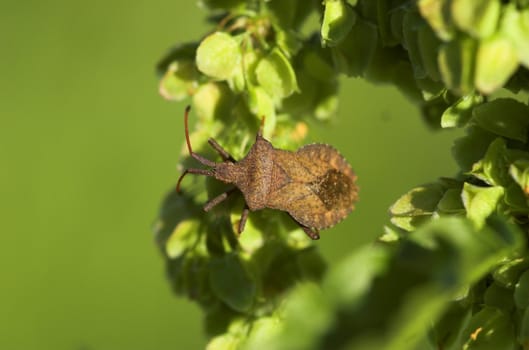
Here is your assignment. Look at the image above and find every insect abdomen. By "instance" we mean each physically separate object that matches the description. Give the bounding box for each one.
[266,143,358,229]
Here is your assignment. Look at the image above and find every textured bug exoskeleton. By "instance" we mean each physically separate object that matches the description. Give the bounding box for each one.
[176,106,358,240]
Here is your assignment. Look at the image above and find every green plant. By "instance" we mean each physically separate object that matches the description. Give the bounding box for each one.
[154,0,529,349]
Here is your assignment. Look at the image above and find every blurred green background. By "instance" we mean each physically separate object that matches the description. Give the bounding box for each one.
[0,1,460,349]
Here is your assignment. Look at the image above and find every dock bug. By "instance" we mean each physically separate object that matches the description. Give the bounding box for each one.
[176,106,358,240]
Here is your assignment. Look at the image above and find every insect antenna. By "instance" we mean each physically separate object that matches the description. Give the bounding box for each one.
[176,106,217,193]
[183,105,217,167]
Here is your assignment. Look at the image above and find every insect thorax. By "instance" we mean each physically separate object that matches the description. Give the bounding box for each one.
[233,137,275,211]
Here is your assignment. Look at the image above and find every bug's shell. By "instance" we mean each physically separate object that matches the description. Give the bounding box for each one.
[267,143,358,229]
[215,135,358,230]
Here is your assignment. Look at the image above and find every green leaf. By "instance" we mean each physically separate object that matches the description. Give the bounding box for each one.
[510,159,529,195]
[390,183,446,217]
[165,219,200,258]
[295,247,327,281]
[159,60,199,101]
[420,89,456,128]
[407,217,524,286]
[321,0,357,47]
[379,225,401,242]
[324,245,391,306]
[452,126,497,172]
[275,28,302,58]
[437,188,465,214]
[247,85,276,137]
[243,51,261,85]
[475,34,519,94]
[302,50,336,83]
[385,217,523,349]
[390,215,432,232]
[417,23,442,82]
[255,47,298,100]
[282,74,318,115]
[267,0,316,29]
[156,42,198,77]
[314,82,339,121]
[390,61,423,102]
[230,211,265,254]
[389,7,406,43]
[470,138,511,186]
[429,302,470,350]
[461,183,503,229]
[472,98,529,142]
[390,183,445,231]
[438,36,477,95]
[197,0,245,11]
[331,16,378,77]
[493,257,529,289]
[484,282,515,311]
[519,306,529,344]
[192,82,235,121]
[206,333,241,350]
[502,5,529,69]
[515,269,529,309]
[154,189,204,249]
[441,93,483,128]
[416,76,445,99]
[209,253,256,312]
[228,50,261,93]
[257,217,523,349]
[245,282,332,350]
[504,183,529,214]
[376,0,399,46]
[356,0,376,21]
[402,10,427,79]
[169,254,212,301]
[383,286,453,350]
[504,68,529,94]
[243,317,281,350]
[196,32,242,80]
[451,0,501,39]
[460,306,517,350]
[418,0,455,41]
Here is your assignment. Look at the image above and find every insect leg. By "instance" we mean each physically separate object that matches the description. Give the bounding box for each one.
[238,205,250,234]
[203,187,238,212]
[287,213,320,240]
[300,225,320,240]
[176,168,214,193]
[208,138,236,162]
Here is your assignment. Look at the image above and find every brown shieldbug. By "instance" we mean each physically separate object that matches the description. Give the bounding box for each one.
[176,106,358,240]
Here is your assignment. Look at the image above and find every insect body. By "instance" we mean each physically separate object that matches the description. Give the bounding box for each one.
[176,106,358,240]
